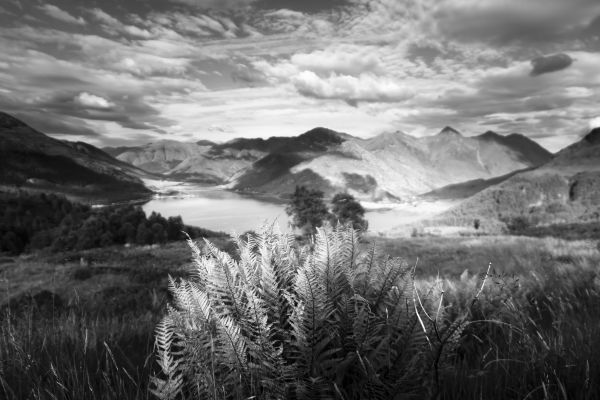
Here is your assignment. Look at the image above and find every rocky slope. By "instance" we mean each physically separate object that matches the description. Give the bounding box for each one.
[435,128,600,229]
[0,112,151,200]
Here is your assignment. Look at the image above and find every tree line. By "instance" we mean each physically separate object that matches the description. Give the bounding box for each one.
[0,191,227,255]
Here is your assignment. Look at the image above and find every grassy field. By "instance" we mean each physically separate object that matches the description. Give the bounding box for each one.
[0,239,231,400]
[1,234,600,399]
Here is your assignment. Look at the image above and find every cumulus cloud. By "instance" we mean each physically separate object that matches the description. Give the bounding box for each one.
[291,47,382,76]
[38,4,86,25]
[293,71,414,104]
[530,53,573,76]
[589,116,600,129]
[74,92,114,109]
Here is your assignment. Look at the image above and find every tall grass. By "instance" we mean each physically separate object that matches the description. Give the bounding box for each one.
[0,305,157,400]
[2,234,600,399]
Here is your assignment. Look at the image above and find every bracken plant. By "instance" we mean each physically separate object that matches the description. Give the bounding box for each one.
[151,225,485,400]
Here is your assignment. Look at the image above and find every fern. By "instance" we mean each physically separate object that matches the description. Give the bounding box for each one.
[151,224,481,400]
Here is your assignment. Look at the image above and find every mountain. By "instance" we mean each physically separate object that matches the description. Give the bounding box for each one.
[476,131,553,166]
[435,128,600,229]
[103,125,552,201]
[0,112,151,200]
[248,127,552,200]
[105,127,346,185]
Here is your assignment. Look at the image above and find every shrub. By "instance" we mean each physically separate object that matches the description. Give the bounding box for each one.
[285,185,331,235]
[151,226,477,400]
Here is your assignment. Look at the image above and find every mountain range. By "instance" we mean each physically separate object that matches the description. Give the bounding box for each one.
[435,128,600,229]
[105,125,552,201]
[0,112,151,201]
[5,110,597,231]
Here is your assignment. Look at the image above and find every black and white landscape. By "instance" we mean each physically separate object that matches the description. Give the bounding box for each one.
[1,1,600,399]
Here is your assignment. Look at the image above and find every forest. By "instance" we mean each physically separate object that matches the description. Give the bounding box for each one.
[0,191,227,255]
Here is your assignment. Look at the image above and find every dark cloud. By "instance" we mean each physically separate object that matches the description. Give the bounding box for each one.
[13,111,100,137]
[530,53,573,76]
[585,14,600,36]
[435,0,600,45]
[256,0,349,13]
[21,91,175,133]
[406,43,444,64]
[231,63,266,85]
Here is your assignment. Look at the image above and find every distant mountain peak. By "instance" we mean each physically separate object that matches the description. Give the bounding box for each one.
[439,126,461,136]
[478,130,502,141]
[196,139,216,146]
[584,127,600,145]
[481,130,500,137]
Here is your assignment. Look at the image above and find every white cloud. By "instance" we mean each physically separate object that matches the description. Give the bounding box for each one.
[293,71,414,103]
[291,47,382,76]
[589,117,600,129]
[39,4,86,25]
[74,92,114,109]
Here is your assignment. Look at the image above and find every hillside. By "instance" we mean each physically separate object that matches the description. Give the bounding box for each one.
[0,112,151,200]
[106,127,346,185]
[421,168,532,200]
[434,128,600,229]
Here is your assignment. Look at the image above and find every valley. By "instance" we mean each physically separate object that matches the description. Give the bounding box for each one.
[2,110,599,237]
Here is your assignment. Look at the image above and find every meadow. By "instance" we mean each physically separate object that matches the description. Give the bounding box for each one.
[1,232,599,399]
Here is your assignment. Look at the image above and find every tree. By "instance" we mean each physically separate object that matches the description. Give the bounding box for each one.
[136,222,153,245]
[166,216,184,241]
[285,186,330,234]
[330,192,368,231]
[152,222,167,244]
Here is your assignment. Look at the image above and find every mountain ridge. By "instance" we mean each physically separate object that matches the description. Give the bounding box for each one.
[0,111,151,201]
[433,127,600,230]
[104,124,553,201]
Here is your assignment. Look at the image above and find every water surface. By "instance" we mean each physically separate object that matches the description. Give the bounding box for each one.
[141,184,455,235]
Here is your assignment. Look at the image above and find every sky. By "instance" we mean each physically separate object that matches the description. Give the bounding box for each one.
[0,0,599,151]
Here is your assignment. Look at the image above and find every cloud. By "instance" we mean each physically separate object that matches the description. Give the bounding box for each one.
[13,111,100,138]
[590,116,600,129]
[530,53,573,76]
[290,47,382,75]
[293,71,414,104]
[169,0,257,10]
[89,8,152,39]
[38,4,86,25]
[231,63,265,84]
[74,92,114,109]
[434,0,600,44]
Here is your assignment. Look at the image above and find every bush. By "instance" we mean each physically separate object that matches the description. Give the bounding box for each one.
[151,226,476,400]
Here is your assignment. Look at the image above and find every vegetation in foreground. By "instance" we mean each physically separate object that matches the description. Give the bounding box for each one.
[2,228,600,399]
[154,226,600,399]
